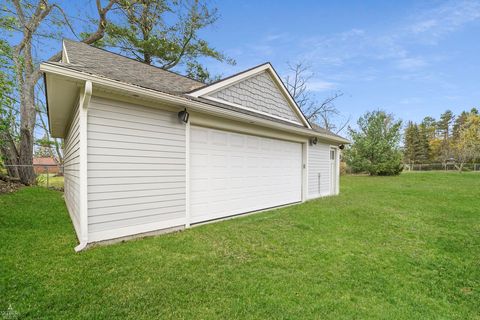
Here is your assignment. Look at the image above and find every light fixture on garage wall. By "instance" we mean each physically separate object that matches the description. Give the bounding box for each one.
[310,137,318,145]
[339,144,345,150]
[178,108,189,124]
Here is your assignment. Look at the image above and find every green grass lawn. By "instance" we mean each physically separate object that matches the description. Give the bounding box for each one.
[1,173,479,319]
[36,173,64,189]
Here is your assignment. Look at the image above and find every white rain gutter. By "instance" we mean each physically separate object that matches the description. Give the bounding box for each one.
[40,62,350,145]
[74,80,92,252]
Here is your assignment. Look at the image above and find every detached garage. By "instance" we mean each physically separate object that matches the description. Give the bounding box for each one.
[41,40,349,250]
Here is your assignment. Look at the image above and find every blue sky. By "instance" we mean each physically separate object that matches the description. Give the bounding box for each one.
[33,0,480,131]
[193,0,480,128]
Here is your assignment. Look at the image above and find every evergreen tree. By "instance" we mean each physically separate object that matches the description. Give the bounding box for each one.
[421,116,437,140]
[404,121,417,165]
[437,110,454,138]
[104,0,235,82]
[453,111,468,140]
[437,110,454,161]
[418,123,431,163]
[404,122,429,165]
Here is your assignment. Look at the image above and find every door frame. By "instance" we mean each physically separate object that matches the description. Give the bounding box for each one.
[329,146,339,195]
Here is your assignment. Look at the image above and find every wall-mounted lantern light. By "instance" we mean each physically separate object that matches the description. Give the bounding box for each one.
[178,108,189,124]
[339,144,345,150]
[310,137,318,145]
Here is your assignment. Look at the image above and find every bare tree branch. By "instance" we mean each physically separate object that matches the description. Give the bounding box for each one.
[284,61,349,133]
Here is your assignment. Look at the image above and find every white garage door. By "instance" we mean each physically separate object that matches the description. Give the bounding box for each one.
[190,126,302,223]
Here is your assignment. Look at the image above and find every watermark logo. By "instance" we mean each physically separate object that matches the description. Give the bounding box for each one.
[1,304,19,320]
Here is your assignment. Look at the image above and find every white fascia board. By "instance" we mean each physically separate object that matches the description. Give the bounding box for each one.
[188,64,270,97]
[40,62,350,144]
[188,63,312,129]
[265,65,312,129]
[204,96,305,126]
[62,40,70,63]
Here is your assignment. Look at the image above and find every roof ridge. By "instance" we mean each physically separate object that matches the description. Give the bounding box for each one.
[62,39,205,85]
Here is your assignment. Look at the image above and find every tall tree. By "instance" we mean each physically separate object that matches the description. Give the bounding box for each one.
[345,110,403,176]
[436,110,454,162]
[283,62,349,133]
[0,0,117,184]
[417,123,431,163]
[421,116,436,140]
[404,121,418,165]
[453,111,468,141]
[404,121,432,166]
[104,0,234,82]
[0,39,20,178]
[454,112,480,171]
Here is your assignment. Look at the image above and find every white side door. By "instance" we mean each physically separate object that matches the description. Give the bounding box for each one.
[330,148,337,195]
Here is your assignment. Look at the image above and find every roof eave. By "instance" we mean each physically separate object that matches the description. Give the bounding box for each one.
[40,62,349,144]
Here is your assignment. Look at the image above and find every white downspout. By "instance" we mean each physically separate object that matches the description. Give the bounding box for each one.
[75,81,92,252]
[185,120,191,228]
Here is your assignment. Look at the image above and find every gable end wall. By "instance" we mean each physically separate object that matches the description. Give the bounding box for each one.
[208,71,302,124]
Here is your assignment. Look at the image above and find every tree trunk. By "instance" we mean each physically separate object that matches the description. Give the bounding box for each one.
[17,127,36,184]
[17,72,37,185]
[0,130,20,179]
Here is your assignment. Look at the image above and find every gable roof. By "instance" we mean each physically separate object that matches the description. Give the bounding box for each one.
[188,63,312,129]
[59,39,204,94]
[42,40,348,143]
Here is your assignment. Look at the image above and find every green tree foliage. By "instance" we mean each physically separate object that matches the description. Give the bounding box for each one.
[104,0,234,82]
[345,110,403,176]
[453,112,480,170]
[437,110,454,161]
[421,116,437,140]
[404,108,480,168]
[0,0,117,184]
[404,121,430,164]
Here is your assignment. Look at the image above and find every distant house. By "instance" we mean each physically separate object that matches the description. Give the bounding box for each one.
[41,40,349,250]
[33,157,59,174]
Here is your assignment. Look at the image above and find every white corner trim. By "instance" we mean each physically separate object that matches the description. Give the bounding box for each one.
[187,63,312,129]
[76,80,92,251]
[62,40,70,64]
[185,121,191,228]
[303,142,309,202]
[203,96,304,126]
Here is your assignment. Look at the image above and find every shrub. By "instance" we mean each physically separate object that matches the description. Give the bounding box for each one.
[344,110,403,176]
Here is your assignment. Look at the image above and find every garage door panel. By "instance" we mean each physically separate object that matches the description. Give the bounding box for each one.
[190,126,302,223]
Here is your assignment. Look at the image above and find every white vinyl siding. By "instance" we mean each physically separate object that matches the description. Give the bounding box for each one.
[86,97,186,241]
[190,126,302,223]
[308,143,332,198]
[63,101,81,238]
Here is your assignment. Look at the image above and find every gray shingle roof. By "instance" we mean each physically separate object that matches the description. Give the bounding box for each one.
[61,39,204,94]
[310,123,347,141]
[53,40,347,142]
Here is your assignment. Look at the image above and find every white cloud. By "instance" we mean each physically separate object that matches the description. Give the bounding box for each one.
[306,79,337,92]
[407,0,480,42]
[265,33,290,42]
[396,57,428,70]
